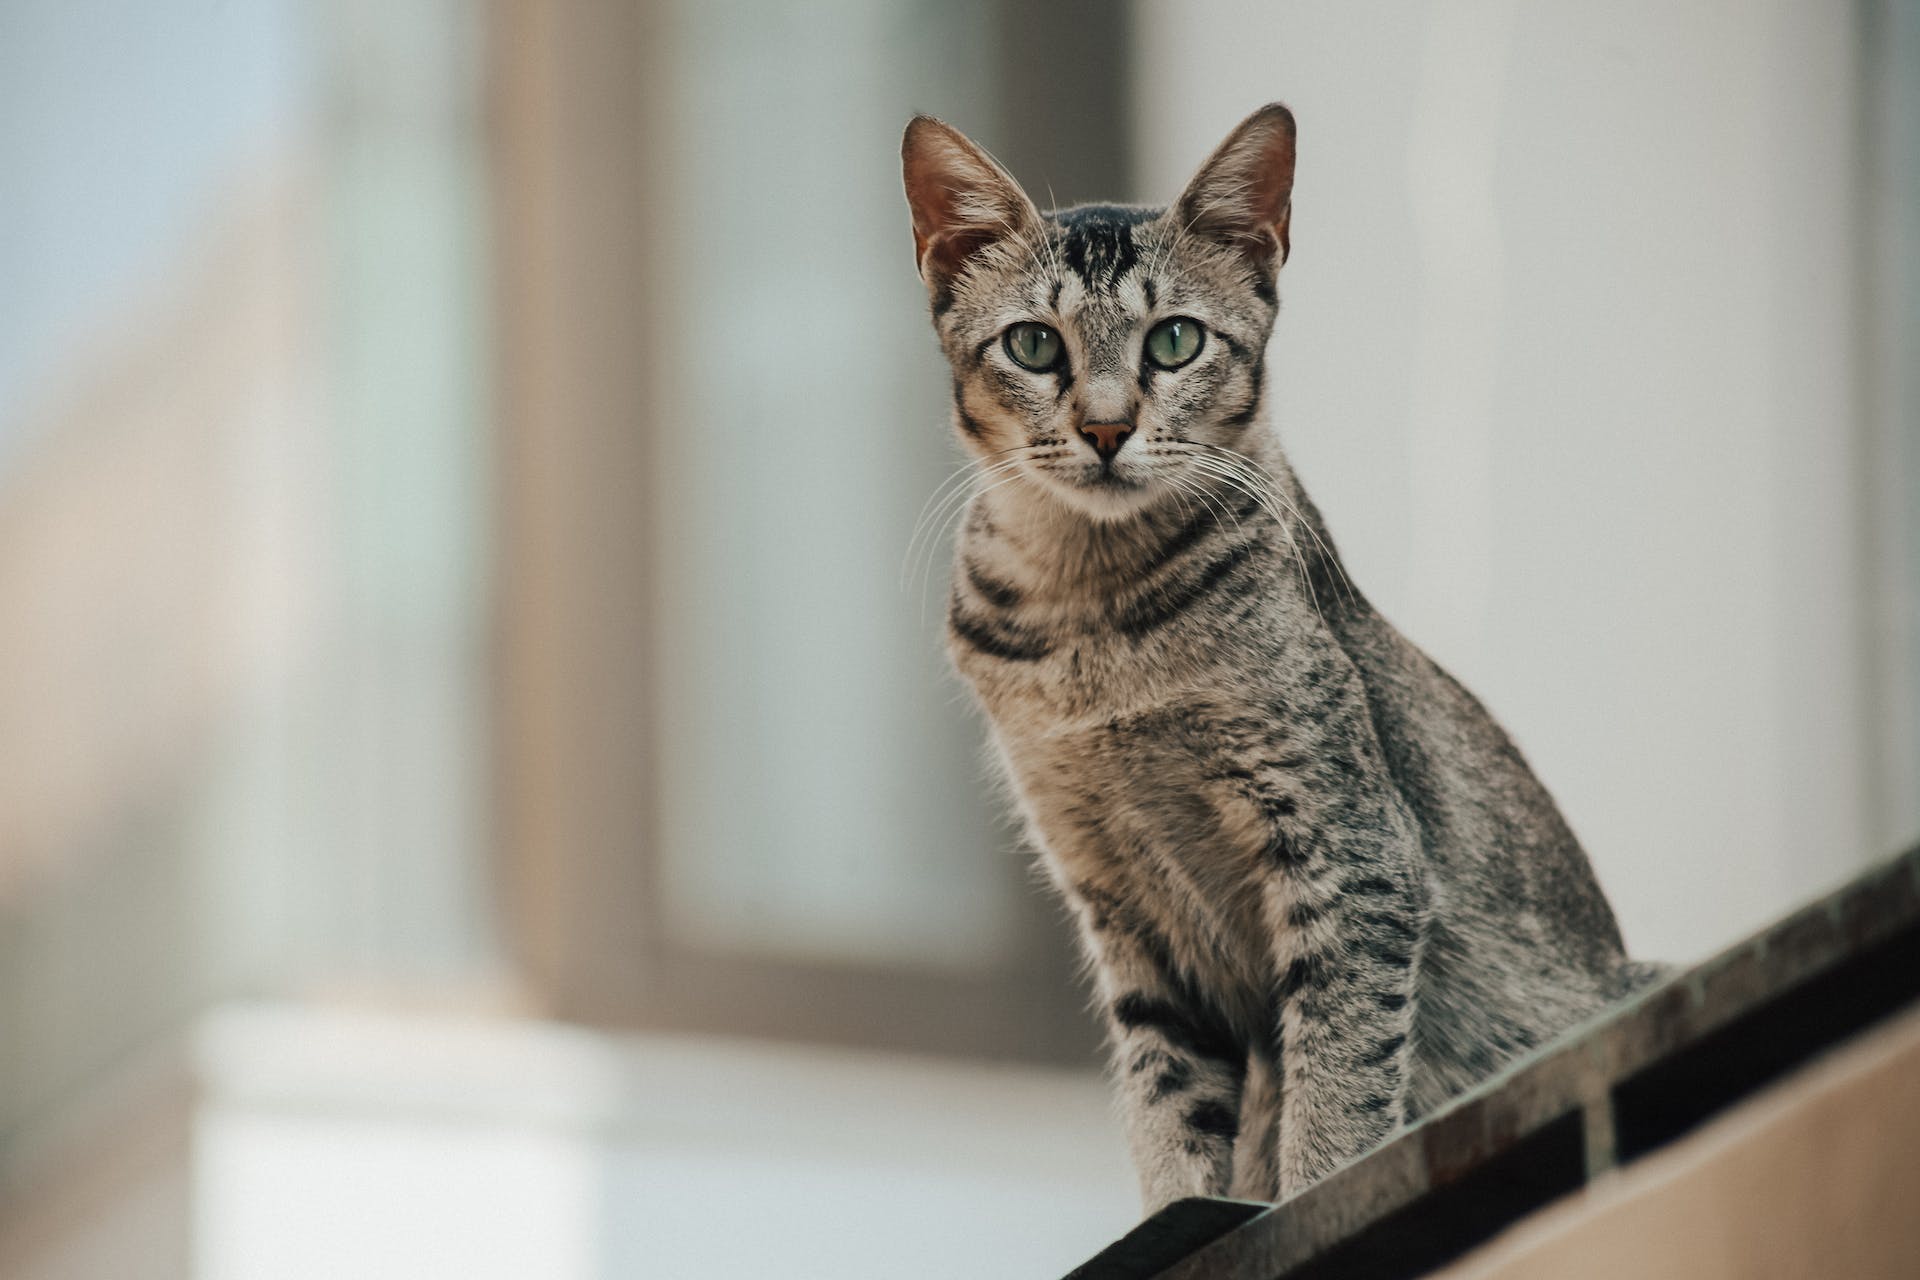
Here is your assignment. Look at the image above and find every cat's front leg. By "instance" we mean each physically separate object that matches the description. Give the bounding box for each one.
[1069,889,1247,1213]
[1264,788,1426,1197]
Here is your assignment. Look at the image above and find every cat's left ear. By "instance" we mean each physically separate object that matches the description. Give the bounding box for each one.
[901,115,1044,293]
[1172,103,1297,271]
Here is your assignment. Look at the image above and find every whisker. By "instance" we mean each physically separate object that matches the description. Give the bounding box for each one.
[1148,457,1247,546]
[1039,183,1068,285]
[901,439,1042,568]
[1186,442,1358,604]
[903,456,1025,593]
[904,462,989,574]
[902,450,1038,585]
[1163,447,1330,627]
[903,456,1006,589]
[917,467,1033,623]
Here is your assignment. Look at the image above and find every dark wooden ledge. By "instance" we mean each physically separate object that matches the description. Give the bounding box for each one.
[1063,842,1920,1280]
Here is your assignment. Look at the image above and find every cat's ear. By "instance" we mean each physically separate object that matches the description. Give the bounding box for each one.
[1172,103,1297,270]
[901,116,1044,293]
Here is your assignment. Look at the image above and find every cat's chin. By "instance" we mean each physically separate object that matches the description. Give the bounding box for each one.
[1038,468,1168,521]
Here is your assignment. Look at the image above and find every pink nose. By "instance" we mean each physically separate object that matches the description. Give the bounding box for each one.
[1080,421,1133,461]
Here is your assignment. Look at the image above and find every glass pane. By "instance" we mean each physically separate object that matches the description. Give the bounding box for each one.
[652,1,1019,970]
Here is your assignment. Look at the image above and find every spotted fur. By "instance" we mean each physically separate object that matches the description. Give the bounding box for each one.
[901,105,1657,1210]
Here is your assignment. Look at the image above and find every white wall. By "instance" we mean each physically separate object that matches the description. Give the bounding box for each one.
[1134,0,1895,962]
[5,1005,1139,1280]
[189,1006,1134,1280]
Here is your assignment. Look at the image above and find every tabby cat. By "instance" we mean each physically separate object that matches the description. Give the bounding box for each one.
[900,105,1654,1209]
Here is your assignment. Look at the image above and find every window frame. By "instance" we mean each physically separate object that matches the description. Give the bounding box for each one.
[489,0,1137,1065]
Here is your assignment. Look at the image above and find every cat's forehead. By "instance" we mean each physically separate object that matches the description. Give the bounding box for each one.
[1047,203,1163,299]
[1023,205,1164,324]
[950,200,1246,336]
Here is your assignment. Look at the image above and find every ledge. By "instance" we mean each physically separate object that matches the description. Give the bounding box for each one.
[1064,842,1920,1280]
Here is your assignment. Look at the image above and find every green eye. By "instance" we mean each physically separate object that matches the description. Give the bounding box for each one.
[1004,322,1063,371]
[1145,317,1205,369]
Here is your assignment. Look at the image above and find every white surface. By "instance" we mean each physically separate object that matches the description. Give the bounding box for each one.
[1134,0,1889,963]
[189,1004,1136,1280]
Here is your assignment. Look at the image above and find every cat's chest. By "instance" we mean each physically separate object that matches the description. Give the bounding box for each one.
[955,582,1307,818]
[998,679,1297,932]
[998,693,1287,995]
[947,540,1364,917]
[958,575,1369,949]
[999,686,1286,861]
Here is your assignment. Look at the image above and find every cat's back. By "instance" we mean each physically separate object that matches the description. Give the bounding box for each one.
[1325,604,1644,1105]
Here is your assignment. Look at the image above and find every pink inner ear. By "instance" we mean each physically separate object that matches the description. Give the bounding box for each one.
[905,168,986,265]
[922,224,1003,283]
[1176,105,1297,266]
[902,118,1038,284]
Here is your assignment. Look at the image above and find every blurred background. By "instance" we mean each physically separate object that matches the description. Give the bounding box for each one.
[1,1,1916,1277]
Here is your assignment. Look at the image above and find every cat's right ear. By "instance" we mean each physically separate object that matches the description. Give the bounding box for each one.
[901,116,1043,296]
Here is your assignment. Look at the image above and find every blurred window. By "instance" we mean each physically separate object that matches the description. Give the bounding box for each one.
[495,0,1133,1062]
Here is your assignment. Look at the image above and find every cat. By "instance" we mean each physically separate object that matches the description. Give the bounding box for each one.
[900,104,1658,1211]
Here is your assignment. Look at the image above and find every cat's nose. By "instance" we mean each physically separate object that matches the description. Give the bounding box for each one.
[1080,420,1133,461]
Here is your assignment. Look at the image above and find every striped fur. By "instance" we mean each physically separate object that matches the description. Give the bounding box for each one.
[902,105,1655,1211]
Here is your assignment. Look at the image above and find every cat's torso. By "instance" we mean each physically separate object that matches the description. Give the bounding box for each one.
[949,458,1638,1191]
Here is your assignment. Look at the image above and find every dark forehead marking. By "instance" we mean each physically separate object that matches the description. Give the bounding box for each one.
[1049,203,1162,229]
[1049,203,1164,292]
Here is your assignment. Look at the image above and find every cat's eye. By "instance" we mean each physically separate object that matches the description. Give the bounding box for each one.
[1004,322,1063,371]
[1144,317,1205,370]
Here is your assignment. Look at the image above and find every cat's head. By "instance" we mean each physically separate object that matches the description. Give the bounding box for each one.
[901,104,1294,520]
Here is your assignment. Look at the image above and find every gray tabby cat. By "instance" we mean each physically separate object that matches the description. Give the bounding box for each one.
[901,104,1657,1211]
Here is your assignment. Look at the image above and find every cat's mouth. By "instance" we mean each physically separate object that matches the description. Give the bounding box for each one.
[1079,467,1144,491]
[1039,460,1164,518]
